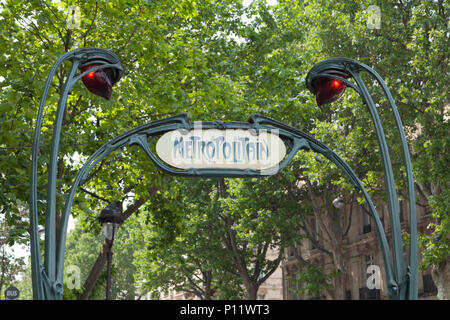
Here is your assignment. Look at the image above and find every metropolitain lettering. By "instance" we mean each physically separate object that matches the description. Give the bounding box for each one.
[172,134,269,164]
[156,128,286,170]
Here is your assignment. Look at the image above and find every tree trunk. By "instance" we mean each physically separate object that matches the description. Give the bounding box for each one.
[78,240,108,300]
[203,270,213,300]
[332,271,347,300]
[245,282,258,300]
[432,259,450,300]
[304,179,351,300]
[330,245,348,300]
[0,248,5,295]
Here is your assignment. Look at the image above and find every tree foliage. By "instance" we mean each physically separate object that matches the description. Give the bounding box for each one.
[0,0,448,299]
[132,175,307,299]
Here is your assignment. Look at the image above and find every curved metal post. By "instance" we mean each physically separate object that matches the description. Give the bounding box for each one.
[351,71,405,286]
[29,48,123,299]
[305,58,418,299]
[43,58,80,298]
[30,50,75,300]
[356,63,418,300]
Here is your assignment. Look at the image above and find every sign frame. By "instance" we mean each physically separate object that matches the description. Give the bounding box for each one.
[124,113,313,178]
[155,127,287,171]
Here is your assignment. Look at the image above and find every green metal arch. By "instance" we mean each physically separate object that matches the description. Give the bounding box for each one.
[53,113,398,300]
[30,49,414,301]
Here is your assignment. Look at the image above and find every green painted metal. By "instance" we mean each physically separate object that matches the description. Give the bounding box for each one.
[29,49,416,300]
[306,57,418,300]
[52,112,398,300]
[29,48,123,300]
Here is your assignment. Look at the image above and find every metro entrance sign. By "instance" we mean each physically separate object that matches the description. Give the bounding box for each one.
[29,47,417,300]
[33,112,397,300]
[156,127,286,170]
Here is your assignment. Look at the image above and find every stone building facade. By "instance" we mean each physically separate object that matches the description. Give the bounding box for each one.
[281,197,438,300]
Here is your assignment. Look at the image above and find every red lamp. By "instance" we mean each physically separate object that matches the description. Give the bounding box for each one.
[80,63,113,99]
[314,74,348,106]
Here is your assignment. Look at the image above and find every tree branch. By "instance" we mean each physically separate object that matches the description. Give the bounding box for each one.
[37,0,67,47]
[64,95,85,125]
[120,25,139,52]
[258,250,283,286]
[305,178,333,245]
[83,2,98,46]
[342,195,354,237]
[253,242,268,280]
[80,187,110,204]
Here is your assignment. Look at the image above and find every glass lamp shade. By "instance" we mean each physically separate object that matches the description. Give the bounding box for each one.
[314,75,348,106]
[332,197,345,209]
[80,63,113,99]
[102,222,120,241]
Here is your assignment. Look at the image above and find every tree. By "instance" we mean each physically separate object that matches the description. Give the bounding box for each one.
[1,0,447,300]
[0,212,27,296]
[0,0,248,243]
[0,0,252,298]
[75,185,160,300]
[133,173,308,300]
[217,176,307,299]
[131,178,246,300]
[64,215,142,300]
[12,258,33,300]
[0,246,26,298]
[268,0,449,299]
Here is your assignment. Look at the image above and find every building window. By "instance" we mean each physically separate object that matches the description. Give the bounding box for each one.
[378,205,385,228]
[287,275,300,300]
[359,287,380,300]
[365,254,374,275]
[362,205,371,234]
[422,274,437,295]
[288,246,295,257]
[399,199,405,223]
[345,290,352,300]
[310,218,320,249]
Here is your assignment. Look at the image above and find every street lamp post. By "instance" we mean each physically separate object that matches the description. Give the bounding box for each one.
[29,47,123,300]
[305,57,418,300]
[97,201,124,300]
